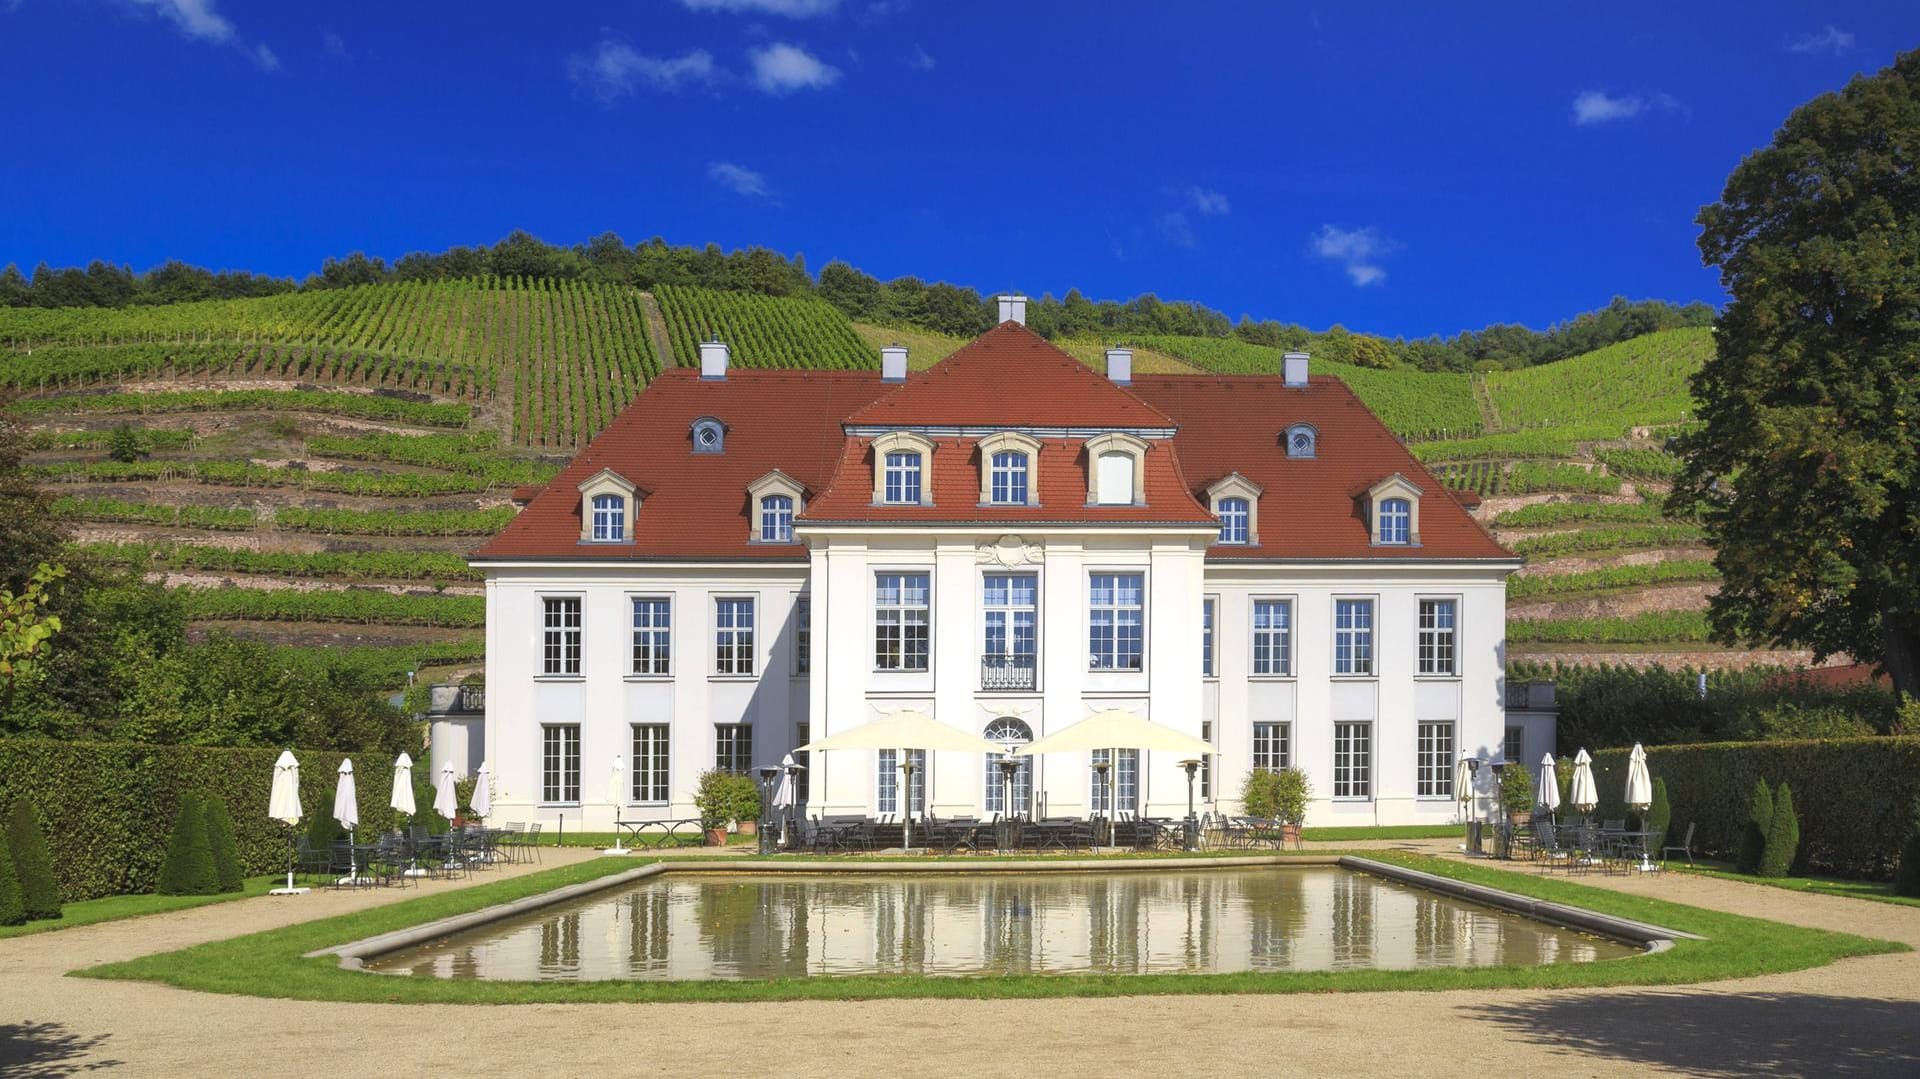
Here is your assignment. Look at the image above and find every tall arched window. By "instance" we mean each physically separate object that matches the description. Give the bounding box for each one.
[989,451,1028,504]
[759,495,794,542]
[883,451,922,504]
[983,717,1033,817]
[1379,497,1411,544]
[590,494,625,541]
[1217,497,1249,544]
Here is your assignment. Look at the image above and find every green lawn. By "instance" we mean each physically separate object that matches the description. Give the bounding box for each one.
[78,853,1900,1004]
[0,876,280,941]
[1678,861,1920,909]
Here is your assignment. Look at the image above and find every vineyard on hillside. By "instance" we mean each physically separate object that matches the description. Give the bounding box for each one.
[0,276,661,449]
[655,284,875,371]
[1484,328,1708,432]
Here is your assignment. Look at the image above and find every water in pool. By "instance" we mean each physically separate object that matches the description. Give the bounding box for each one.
[364,867,1637,981]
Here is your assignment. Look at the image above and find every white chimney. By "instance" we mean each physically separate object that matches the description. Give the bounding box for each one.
[699,338,730,381]
[880,345,908,383]
[1105,347,1133,386]
[1283,350,1309,387]
[997,294,1028,325]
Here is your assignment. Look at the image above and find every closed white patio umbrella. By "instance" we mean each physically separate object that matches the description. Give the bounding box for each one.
[472,761,491,820]
[1624,743,1656,871]
[267,750,307,895]
[1455,752,1475,818]
[606,755,630,854]
[1537,752,1562,818]
[1568,749,1599,815]
[333,759,365,885]
[391,752,425,878]
[433,763,458,822]
[1015,709,1214,849]
[773,754,799,848]
[799,709,999,850]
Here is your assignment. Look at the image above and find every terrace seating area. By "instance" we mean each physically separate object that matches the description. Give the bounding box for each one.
[289,822,542,889]
[1499,814,1666,875]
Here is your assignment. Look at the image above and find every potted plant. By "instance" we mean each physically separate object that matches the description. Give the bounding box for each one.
[694,770,733,846]
[729,773,763,836]
[1496,763,1535,859]
[1272,768,1311,844]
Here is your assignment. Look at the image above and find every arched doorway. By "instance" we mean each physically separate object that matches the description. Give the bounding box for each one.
[984,717,1033,818]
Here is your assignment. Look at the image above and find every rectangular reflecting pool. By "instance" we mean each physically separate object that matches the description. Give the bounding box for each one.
[364,868,1638,981]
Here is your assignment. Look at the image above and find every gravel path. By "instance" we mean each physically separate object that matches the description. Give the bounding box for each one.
[3,845,1917,1077]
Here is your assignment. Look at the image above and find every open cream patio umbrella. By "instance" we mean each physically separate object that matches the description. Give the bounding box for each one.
[798,709,999,850]
[1013,709,1214,846]
[1537,752,1562,819]
[1568,749,1599,816]
[333,759,364,885]
[1624,743,1656,870]
[267,750,307,895]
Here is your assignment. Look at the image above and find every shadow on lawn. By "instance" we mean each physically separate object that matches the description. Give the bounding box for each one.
[1465,991,1920,1076]
[0,1021,120,1076]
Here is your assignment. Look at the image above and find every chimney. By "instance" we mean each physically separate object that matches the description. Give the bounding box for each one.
[1283,350,1309,387]
[699,338,730,381]
[880,345,908,383]
[997,294,1028,325]
[1105,347,1133,386]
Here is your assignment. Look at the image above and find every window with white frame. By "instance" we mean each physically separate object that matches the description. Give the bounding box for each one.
[542,597,582,676]
[631,724,669,803]
[1087,573,1144,671]
[874,572,931,671]
[984,717,1033,816]
[1253,722,1291,772]
[1379,497,1412,544]
[1090,748,1139,814]
[1334,722,1372,799]
[590,494,625,541]
[1200,719,1214,800]
[883,451,922,504]
[982,574,1036,688]
[1202,597,1216,677]
[1417,721,1455,799]
[989,451,1029,505]
[1217,497,1249,544]
[759,495,794,542]
[1334,598,1375,676]
[541,725,580,803]
[1504,726,1525,765]
[714,597,755,676]
[715,724,753,774]
[1418,598,1457,676]
[1252,599,1293,676]
[794,597,811,675]
[877,748,925,815]
[630,597,670,675]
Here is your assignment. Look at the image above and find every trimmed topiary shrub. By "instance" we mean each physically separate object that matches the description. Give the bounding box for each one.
[1895,797,1920,898]
[1760,782,1800,879]
[0,839,25,926]
[157,793,219,896]
[201,794,243,894]
[6,800,61,921]
[1738,779,1773,875]
[305,797,340,853]
[1645,777,1672,853]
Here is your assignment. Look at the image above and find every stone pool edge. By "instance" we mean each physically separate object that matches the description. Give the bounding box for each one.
[311,854,1695,971]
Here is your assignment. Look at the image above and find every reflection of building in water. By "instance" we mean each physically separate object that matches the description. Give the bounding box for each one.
[365,868,1633,981]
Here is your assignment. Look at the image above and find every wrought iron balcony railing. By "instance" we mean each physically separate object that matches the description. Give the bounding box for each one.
[981,653,1037,692]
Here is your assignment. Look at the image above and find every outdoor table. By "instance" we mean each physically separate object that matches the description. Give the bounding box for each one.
[622,818,704,849]
[1610,829,1658,872]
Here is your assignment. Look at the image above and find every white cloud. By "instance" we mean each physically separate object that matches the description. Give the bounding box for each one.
[125,0,277,69]
[748,42,840,94]
[678,0,839,15]
[907,44,935,71]
[1310,225,1392,287]
[1787,25,1854,55]
[1158,211,1195,248]
[567,39,718,102]
[1186,186,1230,216]
[707,161,770,198]
[1571,88,1684,126]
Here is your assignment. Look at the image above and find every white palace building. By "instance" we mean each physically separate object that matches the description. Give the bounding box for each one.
[472,299,1524,832]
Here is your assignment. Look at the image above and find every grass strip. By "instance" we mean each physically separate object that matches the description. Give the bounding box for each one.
[0,876,280,941]
[78,852,1899,1004]
[1676,861,1920,910]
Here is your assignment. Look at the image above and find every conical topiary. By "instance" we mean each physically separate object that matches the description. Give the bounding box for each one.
[1895,796,1920,898]
[6,800,60,920]
[157,793,219,896]
[0,838,25,926]
[1645,778,1672,854]
[1738,778,1773,874]
[201,794,243,894]
[306,796,340,853]
[1760,782,1799,879]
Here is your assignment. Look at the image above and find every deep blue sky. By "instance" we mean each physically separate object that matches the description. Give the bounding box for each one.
[2,2,1915,338]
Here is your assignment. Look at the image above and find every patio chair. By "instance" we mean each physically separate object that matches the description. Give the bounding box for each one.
[524,822,543,862]
[1531,820,1561,865]
[1662,822,1696,867]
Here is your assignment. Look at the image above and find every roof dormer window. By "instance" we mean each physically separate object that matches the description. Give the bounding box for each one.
[576,467,640,543]
[869,431,936,506]
[1366,474,1424,547]
[746,469,807,544]
[1205,472,1263,546]
[1285,423,1317,459]
[977,431,1042,506]
[1084,432,1148,507]
[692,417,726,455]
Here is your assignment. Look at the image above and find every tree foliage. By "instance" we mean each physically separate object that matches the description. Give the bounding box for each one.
[1675,50,1920,697]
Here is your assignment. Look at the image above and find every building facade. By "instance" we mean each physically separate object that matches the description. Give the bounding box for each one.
[473,303,1521,830]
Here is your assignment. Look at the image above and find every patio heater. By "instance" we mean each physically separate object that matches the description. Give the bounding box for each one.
[996,757,1021,850]
[1092,759,1112,848]
[756,766,779,856]
[1179,759,1201,851]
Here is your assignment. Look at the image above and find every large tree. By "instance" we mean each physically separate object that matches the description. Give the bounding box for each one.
[1675,49,1920,698]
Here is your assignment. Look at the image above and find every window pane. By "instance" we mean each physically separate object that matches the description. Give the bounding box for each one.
[1418,721,1455,798]
[875,573,931,671]
[1096,452,1134,504]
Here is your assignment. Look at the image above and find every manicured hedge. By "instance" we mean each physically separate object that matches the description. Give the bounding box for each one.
[1588,736,1920,880]
[0,738,399,901]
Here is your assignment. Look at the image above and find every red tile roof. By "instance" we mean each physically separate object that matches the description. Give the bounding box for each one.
[844,321,1176,429]
[474,326,1514,563]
